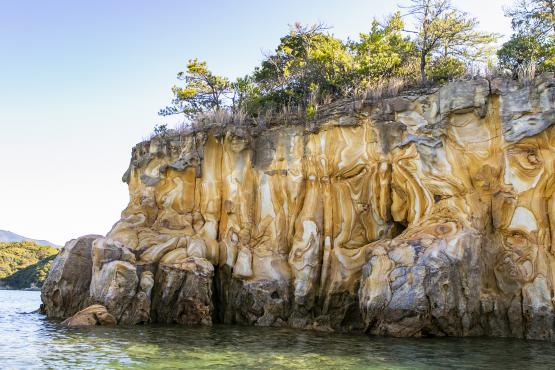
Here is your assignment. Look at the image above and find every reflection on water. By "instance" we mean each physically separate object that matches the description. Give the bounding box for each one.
[1,290,555,369]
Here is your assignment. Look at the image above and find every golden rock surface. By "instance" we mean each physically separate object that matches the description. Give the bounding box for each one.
[42,74,555,339]
[61,304,116,327]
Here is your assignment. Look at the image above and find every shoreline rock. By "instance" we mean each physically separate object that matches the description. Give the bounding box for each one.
[41,235,101,318]
[41,75,555,340]
[61,305,116,327]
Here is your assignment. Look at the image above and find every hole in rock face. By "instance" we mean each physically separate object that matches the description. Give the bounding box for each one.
[271,291,279,300]
[390,222,407,238]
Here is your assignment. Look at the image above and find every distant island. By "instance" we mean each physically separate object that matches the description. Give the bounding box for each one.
[0,241,59,290]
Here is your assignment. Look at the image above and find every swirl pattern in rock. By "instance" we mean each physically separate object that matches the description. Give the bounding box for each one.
[42,74,555,339]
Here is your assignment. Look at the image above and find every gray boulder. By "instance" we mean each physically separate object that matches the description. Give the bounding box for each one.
[41,235,101,318]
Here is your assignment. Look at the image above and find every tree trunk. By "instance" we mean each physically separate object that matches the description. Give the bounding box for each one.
[420,52,427,84]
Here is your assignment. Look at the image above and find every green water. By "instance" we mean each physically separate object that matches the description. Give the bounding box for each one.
[1,290,555,369]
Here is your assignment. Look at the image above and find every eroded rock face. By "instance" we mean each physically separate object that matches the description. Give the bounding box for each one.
[41,235,101,318]
[88,238,138,322]
[152,257,214,325]
[42,74,555,339]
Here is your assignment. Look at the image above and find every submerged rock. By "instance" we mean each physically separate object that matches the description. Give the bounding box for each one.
[61,304,116,326]
[41,75,555,340]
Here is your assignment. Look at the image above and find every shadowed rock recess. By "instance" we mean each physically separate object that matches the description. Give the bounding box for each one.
[42,74,555,339]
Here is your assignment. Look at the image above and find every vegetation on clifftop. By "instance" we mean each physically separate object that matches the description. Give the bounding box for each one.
[0,241,58,289]
[497,0,555,77]
[155,0,554,132]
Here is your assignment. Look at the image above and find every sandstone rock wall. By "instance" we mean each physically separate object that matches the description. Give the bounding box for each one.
[42,74,555,339]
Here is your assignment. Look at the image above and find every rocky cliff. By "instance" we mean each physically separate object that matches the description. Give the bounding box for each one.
[42,74,555,339]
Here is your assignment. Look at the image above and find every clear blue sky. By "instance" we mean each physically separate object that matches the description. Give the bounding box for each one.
[0,0,513,245]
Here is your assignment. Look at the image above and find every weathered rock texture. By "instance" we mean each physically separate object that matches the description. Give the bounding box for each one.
[61,304,117,326]
[41,235,101,318]
[42,74,555,339]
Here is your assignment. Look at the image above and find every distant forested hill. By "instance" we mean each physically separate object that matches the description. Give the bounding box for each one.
[0,241,59,289]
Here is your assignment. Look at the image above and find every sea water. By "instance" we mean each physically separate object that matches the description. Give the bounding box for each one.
[1,290,554,369]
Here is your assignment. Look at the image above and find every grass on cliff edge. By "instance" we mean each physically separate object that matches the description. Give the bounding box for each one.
[0,241,58,289]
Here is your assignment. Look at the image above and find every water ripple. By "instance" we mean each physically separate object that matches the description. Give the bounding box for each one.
[1,290,555,369]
